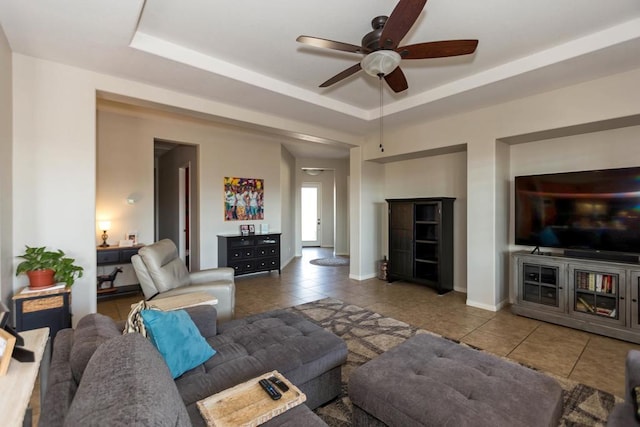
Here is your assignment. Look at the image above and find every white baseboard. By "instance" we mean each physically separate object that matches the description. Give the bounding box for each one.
[466,298,508,312]
[349,272,377,281]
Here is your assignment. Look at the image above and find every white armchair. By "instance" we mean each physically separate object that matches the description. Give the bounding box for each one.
[131,239,235,321]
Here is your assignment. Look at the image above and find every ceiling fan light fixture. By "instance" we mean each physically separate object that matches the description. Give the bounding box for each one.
[361,50,401,77]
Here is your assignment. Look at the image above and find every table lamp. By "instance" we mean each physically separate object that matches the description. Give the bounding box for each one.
[99,221,111,247]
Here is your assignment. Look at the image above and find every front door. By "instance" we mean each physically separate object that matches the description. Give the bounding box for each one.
[301,183,321,246]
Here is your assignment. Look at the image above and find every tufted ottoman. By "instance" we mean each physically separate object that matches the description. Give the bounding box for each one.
[349,333,563,427]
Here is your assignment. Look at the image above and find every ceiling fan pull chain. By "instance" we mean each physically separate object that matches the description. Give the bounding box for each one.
[379,75,384,153]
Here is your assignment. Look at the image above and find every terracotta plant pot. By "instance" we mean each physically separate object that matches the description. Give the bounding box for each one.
[26,269,56,290]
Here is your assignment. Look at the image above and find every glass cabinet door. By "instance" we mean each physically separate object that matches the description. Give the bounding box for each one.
[569,264,626,326]
[517,257,566,313]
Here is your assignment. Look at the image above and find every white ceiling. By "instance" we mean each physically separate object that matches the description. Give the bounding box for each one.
[2,0,640,159]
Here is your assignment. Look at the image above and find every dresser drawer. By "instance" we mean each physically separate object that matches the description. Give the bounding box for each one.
[229,247,255,259]
[257,257,279,270]
[120,249,139,262]
[229,260,256,274]
[256,246,279,257]
[228,237,255,248]
[97,250,120,264]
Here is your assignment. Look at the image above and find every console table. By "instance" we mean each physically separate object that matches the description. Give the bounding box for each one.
[217,233,281,276]
[96,245,144,298]
[0,327,50,427]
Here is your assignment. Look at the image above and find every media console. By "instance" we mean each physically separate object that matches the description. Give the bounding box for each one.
[512,251,640,344]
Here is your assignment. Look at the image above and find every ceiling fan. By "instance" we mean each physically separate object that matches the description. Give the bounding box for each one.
[296,0,478,93]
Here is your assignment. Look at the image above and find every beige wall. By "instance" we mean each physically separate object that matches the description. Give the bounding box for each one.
[352,157,385,280]
[8,49,640,318]
[13,56,98,322]
[0,27,11,307]
[506,125,640,300]
[97,107,285,270]
[97,111,155,246]
[358,67,640,310]
[384,151,468,292]
[280,147,296,266]
[12,54,349,322]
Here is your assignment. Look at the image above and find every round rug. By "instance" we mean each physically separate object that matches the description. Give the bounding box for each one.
[309,257,350,267]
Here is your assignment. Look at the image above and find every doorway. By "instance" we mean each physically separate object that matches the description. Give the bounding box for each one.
[178,164,190,269]
[155,140,199,270]
[301,182,321,247]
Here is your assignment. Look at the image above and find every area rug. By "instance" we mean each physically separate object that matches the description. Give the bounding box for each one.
[287,298,622,427]
[309,257,350,267]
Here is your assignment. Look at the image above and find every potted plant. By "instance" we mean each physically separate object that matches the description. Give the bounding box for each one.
[16,246,84,290]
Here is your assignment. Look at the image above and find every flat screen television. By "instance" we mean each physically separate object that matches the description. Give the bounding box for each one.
[514,166,640,255]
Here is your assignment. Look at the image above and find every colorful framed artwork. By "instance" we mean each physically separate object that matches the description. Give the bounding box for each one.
[224,177,264,221]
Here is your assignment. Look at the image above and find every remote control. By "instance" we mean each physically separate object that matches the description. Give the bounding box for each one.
[268,376,289,392]
[259,378,282,400]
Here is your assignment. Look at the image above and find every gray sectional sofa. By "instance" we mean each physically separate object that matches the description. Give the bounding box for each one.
[608,349,640,426]
[39,305,347,426]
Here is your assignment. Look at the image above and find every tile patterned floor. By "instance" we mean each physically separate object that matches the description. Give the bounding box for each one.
[98,247,640,399]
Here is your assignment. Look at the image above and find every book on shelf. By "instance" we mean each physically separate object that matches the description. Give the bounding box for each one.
[595,307,616,318]
[577,272,617,294]
[577,296,595,313]
[595,274,603,292]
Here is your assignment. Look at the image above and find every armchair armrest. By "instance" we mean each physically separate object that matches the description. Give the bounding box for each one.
[154,282,235,322]
[189,267,235,284]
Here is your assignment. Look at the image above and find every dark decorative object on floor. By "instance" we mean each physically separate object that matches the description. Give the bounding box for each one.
[97,267,122,292]
[309,257,350,267]
[288,298,621,427]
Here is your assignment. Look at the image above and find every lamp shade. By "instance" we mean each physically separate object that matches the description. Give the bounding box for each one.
[98,221,111,231]
[361,50,402,77]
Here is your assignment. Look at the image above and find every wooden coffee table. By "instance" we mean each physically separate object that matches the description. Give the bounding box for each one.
[197,370,305,427]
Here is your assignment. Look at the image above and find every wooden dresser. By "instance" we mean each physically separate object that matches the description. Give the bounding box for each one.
[218,233,281,276]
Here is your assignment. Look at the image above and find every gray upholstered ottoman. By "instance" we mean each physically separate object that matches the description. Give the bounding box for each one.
[349,333,563,427]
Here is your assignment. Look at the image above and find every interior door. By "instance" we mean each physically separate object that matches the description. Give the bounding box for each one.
[302,183,321,247]
[178,163,191,270]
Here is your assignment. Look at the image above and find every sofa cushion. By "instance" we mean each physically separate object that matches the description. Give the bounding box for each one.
[141,309,216,379]
[64,332,191,427]
[39,329,77,427]
[69,313,121,384]
[175,310,347,407]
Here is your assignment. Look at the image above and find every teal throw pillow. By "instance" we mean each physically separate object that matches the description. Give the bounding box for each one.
[140,309,215,379]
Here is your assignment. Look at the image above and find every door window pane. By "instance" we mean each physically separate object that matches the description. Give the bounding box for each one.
[301,187,318,241]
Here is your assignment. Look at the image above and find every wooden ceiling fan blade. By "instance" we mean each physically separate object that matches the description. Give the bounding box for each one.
[297,36,368,54]
[397,40,478,59]
[384,67,408,93]
[380,0,427,49]
[319,63,363,88]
